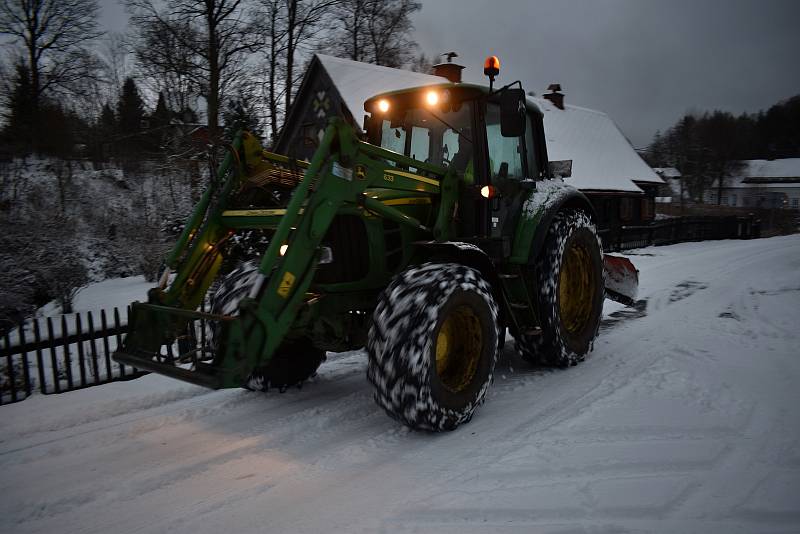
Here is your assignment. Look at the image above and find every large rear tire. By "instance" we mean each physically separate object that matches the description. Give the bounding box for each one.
[367,263,500,431]
[516,209,604,367]
[209,261,326,391]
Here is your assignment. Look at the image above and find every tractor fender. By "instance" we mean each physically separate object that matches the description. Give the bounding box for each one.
[414,241,499,280]
[509,181,596,265]
[413,241,508,326]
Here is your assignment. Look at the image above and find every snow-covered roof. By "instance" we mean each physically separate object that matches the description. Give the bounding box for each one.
[317,54,446,130]
[314,54,662,193]
[653,167,682,178]
[703,159,800,189]
[532,97,663,192]
[742,158,800,180]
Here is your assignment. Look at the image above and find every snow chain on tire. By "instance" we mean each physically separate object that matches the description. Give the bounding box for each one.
[367,263,500,431]
[207,261,326,392]
[516,209,604,367]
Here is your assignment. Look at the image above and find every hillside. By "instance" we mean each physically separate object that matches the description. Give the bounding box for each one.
[0,157,201,328]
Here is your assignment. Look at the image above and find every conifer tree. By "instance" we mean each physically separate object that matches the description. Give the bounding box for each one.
[2,63,35,151]
[117,77,145,137]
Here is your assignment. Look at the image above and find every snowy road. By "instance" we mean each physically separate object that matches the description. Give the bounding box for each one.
[2,236,799,533]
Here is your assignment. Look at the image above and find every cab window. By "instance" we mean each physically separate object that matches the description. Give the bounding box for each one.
[380,120,405,166]
[485,103,525,181]
[376,103,473,171]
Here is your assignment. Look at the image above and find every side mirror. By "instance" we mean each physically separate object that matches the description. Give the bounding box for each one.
[500,88,526,137]
[549,159,573,178]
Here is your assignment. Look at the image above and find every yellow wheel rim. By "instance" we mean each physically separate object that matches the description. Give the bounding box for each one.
[558,241,597,334]
[435,304,483,393]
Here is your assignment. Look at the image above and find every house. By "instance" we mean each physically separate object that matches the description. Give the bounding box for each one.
[532,92,664,228]
[655,160,800,210]
[275,54,446,160]
[277,54,664,228]
[709,159,800,210]
[653,167,683,204]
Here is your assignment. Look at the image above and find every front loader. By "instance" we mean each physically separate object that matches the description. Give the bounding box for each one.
[114,59,638,430]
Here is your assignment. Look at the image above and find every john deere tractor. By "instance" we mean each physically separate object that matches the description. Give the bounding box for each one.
[114,57,637,431]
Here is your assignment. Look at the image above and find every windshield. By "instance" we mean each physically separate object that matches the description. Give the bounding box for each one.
[375,103,473,173]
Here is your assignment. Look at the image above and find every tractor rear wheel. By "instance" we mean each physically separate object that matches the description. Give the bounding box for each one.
[367,263,500,431]
[516,209,604,367]
[209,261,326,391]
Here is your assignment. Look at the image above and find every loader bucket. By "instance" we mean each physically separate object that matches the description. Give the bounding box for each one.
[113,302,235,389]
[603,254,639,305]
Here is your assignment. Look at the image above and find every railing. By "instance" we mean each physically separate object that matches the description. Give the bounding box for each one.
[600,215,759,252]
[0,307,146,406]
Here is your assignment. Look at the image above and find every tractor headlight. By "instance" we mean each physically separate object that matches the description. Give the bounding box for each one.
[425,90,439,106]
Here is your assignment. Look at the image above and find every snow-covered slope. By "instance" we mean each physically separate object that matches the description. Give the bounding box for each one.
[1,236,799,533]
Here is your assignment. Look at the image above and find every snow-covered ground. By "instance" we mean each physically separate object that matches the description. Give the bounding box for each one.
[1,235,799,533]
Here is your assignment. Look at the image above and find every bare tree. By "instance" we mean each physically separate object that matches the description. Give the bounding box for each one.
[132,20,204,115]
[282,0,339,111]
[0,0,104,118]
[126,0,262,137]
[255,0,339,142]
[259,0,288,142]
[99,33,132,104]
[333,0,420,67]
[365,0,420,67]
[408,51,433,73]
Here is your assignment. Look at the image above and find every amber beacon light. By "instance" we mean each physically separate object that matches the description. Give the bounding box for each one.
[483,55,500,90]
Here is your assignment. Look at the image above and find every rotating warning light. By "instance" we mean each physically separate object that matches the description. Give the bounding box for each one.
[426,90,439,106]
[480,185,498,199]
[483,56,500,78]
[377,99,390,113]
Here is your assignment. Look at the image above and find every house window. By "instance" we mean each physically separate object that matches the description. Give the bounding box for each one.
[731,194,737,206]
[620,197,633,222]
[791,198,799,209]
[721,195,728,206]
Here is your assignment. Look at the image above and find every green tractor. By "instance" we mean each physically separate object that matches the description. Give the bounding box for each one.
[114,59,638,431]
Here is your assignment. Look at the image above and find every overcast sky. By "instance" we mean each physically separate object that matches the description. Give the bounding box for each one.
[98,0,800,147]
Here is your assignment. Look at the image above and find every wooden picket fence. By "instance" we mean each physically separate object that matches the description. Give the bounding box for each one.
[600,215,759,252]
[0,306,146,406]
[0,214,762,407]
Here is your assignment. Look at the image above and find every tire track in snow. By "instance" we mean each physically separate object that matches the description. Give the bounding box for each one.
[3,237,800,533]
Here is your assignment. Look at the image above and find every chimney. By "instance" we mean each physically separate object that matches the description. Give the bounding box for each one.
[432,51,464,83]
[543,83,565,110]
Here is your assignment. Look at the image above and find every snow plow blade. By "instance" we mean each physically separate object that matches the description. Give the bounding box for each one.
[603,254,639,305]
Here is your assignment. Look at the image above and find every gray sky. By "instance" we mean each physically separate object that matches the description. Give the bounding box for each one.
[97,0,800,147]
[413,0,800,147]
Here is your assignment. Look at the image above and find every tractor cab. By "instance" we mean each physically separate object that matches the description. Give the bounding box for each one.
[363,68,551,247]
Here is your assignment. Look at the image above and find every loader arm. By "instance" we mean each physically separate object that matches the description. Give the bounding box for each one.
[115,118,458,388]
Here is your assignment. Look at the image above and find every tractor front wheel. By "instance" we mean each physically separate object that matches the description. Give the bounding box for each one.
[209,261,326,391]
[367,263,500,431]
[516,209,604,367]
